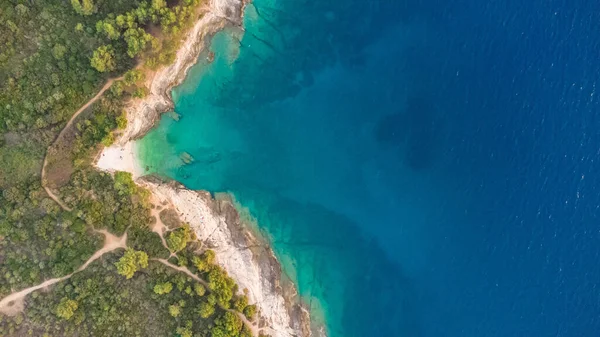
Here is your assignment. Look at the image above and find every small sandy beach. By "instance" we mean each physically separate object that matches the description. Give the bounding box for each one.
[96,141,144,178]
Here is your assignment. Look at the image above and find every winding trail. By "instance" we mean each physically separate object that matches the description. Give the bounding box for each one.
[0,230,127,316]
[41,77,123,211]
[154,258,210,287]
[149,204,177,258]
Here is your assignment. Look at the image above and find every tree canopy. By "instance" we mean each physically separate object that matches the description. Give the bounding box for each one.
[91,45,116,72]
[115,248,149,279]
[154,281,174,295]
[56,297,79,320]
[71,0,96,16]
[166,224,193,253]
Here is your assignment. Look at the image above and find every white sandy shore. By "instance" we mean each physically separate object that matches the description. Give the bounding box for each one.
[96,141,143,177]
[142,180,311,337]
[95,0,314,336]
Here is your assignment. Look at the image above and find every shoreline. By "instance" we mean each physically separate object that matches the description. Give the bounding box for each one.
[117,0,242,144]
[95,0,316,335]
[141,177,312,337]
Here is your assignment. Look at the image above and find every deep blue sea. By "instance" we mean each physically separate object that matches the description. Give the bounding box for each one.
[138,0,600,335]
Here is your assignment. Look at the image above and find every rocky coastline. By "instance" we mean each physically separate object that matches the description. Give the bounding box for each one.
[96,0,315,335]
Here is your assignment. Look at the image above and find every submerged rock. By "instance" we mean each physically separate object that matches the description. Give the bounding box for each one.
[208,51,216,63]
[179,152,195,165]
[167,110,181,121]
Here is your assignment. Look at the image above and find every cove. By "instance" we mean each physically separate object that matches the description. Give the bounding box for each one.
[138,0,600,336]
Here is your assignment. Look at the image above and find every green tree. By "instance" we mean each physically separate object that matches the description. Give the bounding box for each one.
[152,0,167,11]
[132,87,148,98]
[169,304,181,317]
[192,249,216,273]
[101,132,115,146]
[114,171,137,195]
[123,28,154,58]
[115,248,148,279]
[134,6,150,23]
[166,225,192,252]
[160,9,177,30]
[116,14,127,28]
[15,4,28,15]
[153,281,173,295]
[232,295,248,312]
[176,326,193,337]
[197,301,215,319]
[116,112,128,129]
[56,297,78,320]
[71,0,95,15]
[124,69,145,86]
[214,311,243,336]
[243,304,257,320]
[194,283,206,297]
[97,21,121,40]
[207,266,236,307]
[52,44,67,60]
[90,45,116,73]
[110,81,124,96]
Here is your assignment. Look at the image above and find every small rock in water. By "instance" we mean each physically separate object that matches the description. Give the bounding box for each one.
[168,111,181,121]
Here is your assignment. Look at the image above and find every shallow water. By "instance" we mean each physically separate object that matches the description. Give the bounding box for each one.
[139,0,600,335]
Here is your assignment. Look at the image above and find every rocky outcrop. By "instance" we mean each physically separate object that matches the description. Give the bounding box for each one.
[119,0,246,143]
[140,178,311,337]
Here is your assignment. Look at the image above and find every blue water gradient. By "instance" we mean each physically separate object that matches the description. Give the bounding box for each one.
[138,0,600,335]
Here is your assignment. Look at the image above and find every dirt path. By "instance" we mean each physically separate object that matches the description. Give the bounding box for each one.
[153,258,260,337]
[41,183,71,212]
[0,276,71,317]
[0,230,127,316]
[150,206,175,257]
[41,77,123,211]
[154,258,210,288]
[81,229,128,271]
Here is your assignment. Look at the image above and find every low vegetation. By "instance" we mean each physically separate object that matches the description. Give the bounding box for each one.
[0,0,265,336]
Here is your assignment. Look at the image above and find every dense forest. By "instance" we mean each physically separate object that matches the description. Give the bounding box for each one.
[0,0,262,336]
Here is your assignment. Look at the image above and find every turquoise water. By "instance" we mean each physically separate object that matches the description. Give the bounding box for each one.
[139,0,600,336]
